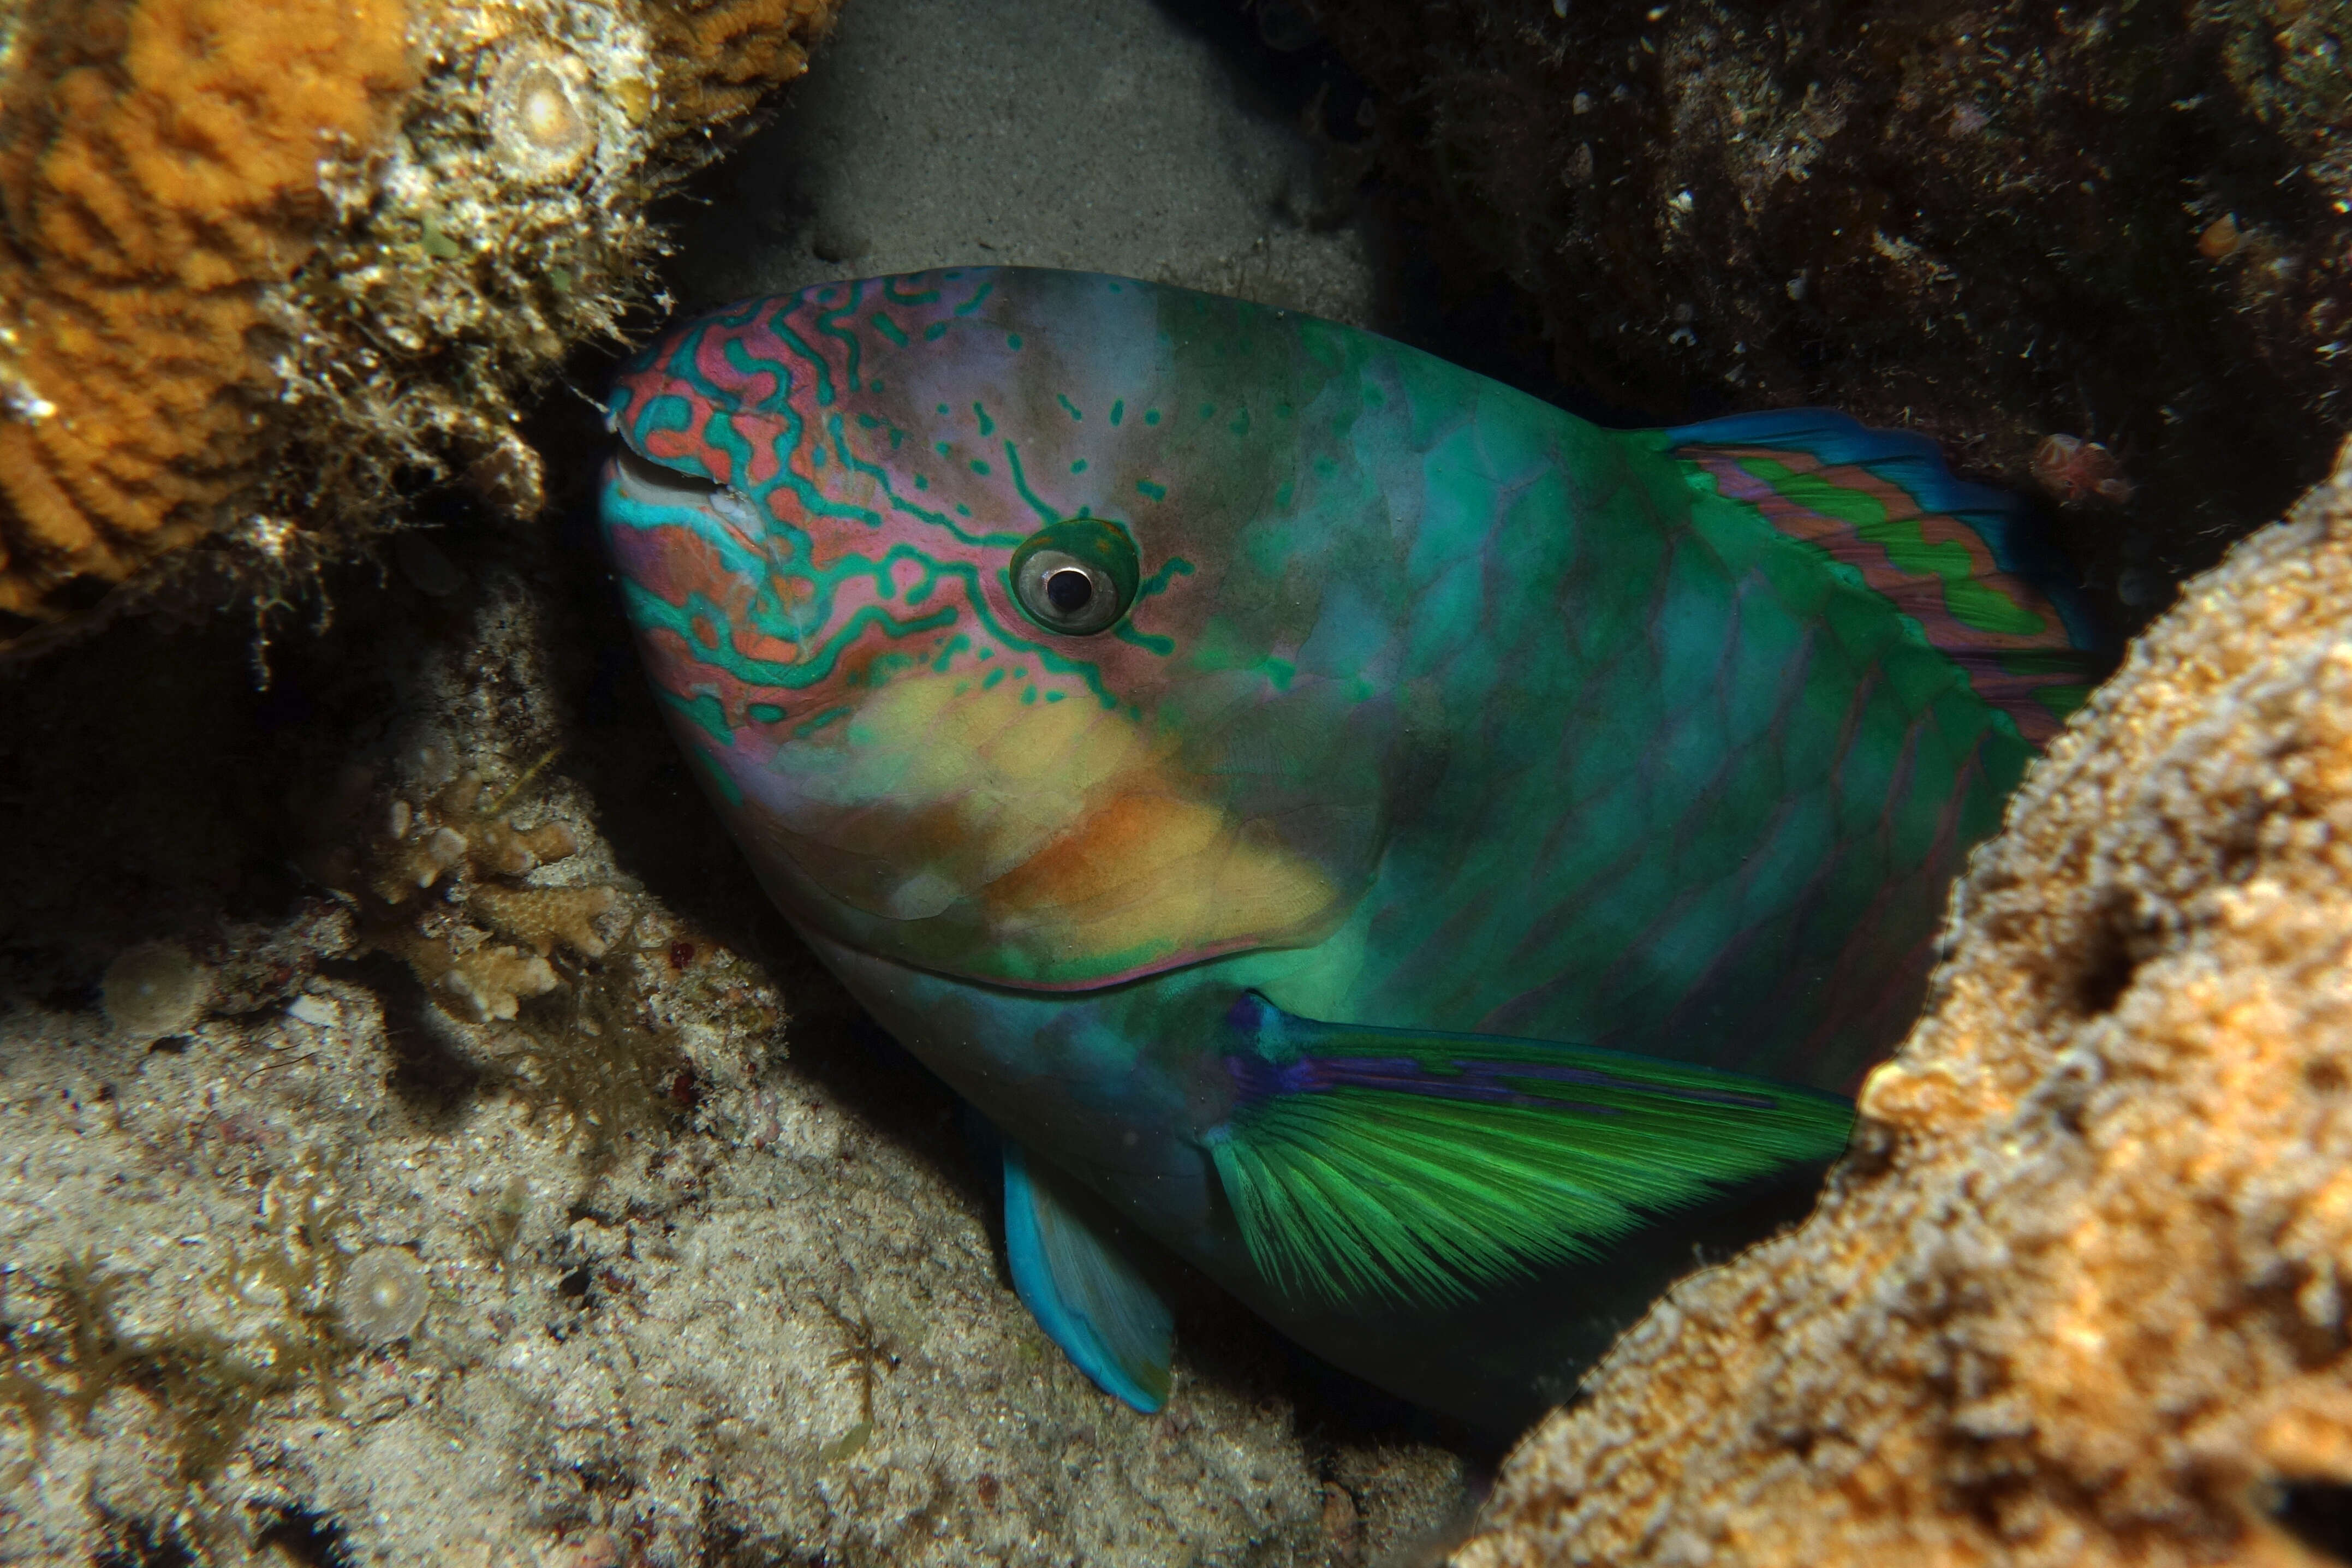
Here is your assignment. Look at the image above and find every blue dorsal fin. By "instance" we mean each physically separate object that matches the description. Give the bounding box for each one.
[1664,407,2111,745]
[1002,1141,1174,1412]
[1202,993,1854,1308]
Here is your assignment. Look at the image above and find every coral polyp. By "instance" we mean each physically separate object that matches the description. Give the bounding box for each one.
[487,44,599,185]
[100,942,212,1040]
[337,1249,430,1343]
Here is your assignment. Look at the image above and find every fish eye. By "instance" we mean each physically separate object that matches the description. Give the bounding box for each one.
[1015,548,1121,634]
[1010,518,1140,636]
[1046,565,1095,614]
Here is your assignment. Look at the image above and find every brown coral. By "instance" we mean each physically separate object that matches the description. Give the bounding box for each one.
[1453,446,2352,1567]
[0,0,414,623]
[647,0,837,137]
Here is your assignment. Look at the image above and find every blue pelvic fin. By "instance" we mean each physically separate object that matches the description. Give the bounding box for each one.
[1002,1141,1174,1412]
[1205,993,1855,1310]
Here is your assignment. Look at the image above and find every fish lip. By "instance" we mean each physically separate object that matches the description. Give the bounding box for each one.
[607,441,757,528]
[609,440,722,504]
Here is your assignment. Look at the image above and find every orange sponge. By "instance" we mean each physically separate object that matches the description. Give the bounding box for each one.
[0,0,414,624]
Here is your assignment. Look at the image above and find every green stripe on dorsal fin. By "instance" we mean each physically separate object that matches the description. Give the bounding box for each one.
[1661,408,2112,748]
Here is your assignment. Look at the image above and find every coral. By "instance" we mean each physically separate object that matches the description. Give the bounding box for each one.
[645,0,838,138]
[302,738,721,1167]
[335,1248,428,1342]
[433,943,557,1022]
[2031,434,2136,507]
[1301,0,2352,627]
[99,940,211,1040]
[471,883,617,959]
[0,0,841,652]
[1452,444,2352,1567]
[308,753,620,1024]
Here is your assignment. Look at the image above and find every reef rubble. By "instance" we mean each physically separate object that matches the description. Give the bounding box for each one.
[1452,444,2352,1567]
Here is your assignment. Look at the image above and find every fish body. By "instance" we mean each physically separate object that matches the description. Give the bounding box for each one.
[598,268,2101,1430]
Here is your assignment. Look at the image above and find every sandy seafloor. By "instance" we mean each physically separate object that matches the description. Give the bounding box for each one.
[665,0,1382,323]
[0,2,1486,1565]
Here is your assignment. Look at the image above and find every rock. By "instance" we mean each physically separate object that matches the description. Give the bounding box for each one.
[1452,444,2352,1567]
[668,0,1382,328]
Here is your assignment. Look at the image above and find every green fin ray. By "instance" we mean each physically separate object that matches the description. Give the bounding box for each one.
[1206,997,1856,1307]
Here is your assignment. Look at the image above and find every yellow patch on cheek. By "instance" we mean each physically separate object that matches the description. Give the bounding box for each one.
[981,791,1339,967]
[985,791,1223,911]
[775,670,1343,969]
[784,673,1146,899]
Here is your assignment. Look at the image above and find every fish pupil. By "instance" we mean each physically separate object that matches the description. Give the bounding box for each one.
[1045,568,1094,615]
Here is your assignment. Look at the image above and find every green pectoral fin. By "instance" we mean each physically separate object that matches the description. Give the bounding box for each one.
[1204,993,1856,1308]
[1003,1141,1174,1412]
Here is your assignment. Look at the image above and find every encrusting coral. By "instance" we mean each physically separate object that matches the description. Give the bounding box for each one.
[1452,444,2352,1567]
[0,0,838,650]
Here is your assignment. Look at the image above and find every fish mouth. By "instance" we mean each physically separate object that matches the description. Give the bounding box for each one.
[607,441,759,530]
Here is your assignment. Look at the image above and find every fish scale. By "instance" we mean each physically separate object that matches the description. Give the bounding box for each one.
[599,267,2105,1430]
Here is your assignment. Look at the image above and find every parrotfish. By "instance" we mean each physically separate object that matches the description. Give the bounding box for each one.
[597,267,2103,1433]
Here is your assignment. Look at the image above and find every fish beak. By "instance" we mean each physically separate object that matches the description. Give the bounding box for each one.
[606,443,758,534]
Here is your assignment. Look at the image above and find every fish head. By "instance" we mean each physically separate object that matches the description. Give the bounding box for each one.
[598,268,1421,990]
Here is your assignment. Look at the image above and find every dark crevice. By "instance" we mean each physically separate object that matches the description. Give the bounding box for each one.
[323,951,493,1128]
[93,1525,195,1568]
[254,1506,353,1568]
[2276,1481,2352,1563]
[2070,895,2146,1018]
